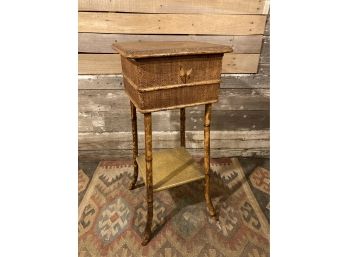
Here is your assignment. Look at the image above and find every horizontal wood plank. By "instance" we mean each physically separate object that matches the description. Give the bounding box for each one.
[78,130,270,150]
[78,65,269,90]
[78,0,270,15]
[79,54,122,75]
[78,33,263,54]
[220,66,269,88]
[79,109,269,132]
[78,12,267,35]
[78,53,260,74]
[78,89,269,112]
[223,53,259,73]
[79,148,270,161]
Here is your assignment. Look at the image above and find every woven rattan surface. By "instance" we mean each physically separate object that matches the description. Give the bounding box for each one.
[116,41,230,112]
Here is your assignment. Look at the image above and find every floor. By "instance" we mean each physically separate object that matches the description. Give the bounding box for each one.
[78,157,270,222]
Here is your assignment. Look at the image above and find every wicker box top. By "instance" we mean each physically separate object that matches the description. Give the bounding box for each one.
[112,41,232,59]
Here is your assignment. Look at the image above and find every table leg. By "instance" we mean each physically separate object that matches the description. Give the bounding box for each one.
[129,101,139,190]
[142,112,153,245]
[180,108,185,147]
[204,104,217,219]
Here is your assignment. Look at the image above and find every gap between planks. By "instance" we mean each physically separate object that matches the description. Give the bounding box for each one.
[78,88,270,111]
[78,109,270,133]
[78,148,270,161]
[78,130,270,150]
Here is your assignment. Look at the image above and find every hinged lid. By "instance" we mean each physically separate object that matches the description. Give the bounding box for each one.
[112,41,232,59]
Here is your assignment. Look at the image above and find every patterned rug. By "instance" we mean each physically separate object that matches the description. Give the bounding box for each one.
[78,158,269,257]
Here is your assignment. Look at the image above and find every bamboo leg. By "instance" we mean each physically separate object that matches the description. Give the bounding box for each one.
[180,108,185,147]
[129,101,139,190]
[142,113,153,246]
[204,104,217,219]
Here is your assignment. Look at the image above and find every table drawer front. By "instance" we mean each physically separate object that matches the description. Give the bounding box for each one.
[121,54,223,88]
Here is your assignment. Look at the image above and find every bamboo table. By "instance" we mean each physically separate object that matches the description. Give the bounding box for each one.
[113,41,232,245]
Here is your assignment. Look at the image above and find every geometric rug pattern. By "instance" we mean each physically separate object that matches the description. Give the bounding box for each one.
[249,166,270,219]
[79,169,89,194]
[239,158,270,222]
[78,158,269,257]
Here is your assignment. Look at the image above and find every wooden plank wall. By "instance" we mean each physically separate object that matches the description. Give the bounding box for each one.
[78,1,270,161]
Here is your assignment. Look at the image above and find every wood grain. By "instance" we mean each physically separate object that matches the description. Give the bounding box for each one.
[78,0,270,15]
[78,148,270,161]
[222,53,259,73]
[78,12,267,35]
[78,130,270,150]
[78,33,263,54]
[79,109,269,133]
[79,54,122,75]
[78,53,260,74]
[78,89,269,112]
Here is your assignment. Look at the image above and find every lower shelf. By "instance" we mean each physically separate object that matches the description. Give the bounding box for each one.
[136,147,205,192]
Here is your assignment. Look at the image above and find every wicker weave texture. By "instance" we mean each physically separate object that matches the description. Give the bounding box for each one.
[124,79,219,112]
[121,54,223,88]
[120,54,223,112]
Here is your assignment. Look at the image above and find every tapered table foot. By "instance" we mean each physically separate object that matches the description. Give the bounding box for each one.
[141,227,152,246]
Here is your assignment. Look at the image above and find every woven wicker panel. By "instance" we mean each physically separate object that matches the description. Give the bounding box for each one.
[118,42,228,112]
[121,54,223,88]
[139,83,219,111]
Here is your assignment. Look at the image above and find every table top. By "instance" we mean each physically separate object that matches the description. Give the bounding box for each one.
[112,41,232,59]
